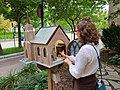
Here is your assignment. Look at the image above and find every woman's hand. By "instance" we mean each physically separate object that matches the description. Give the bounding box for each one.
[64,58,72,66]
[60,50,72,65]
[60,50,69,58]
[60,50,66,57]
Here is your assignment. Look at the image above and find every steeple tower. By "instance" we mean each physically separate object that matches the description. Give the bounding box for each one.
[24,11,35,41]
[24,11,35,60]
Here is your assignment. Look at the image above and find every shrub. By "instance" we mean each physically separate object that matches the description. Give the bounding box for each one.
[14,73,47,90]
[0,72,19,90]
[101,24,120,53]
[0,63,48,90]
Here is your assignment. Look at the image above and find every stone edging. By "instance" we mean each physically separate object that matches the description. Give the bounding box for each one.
[0,52,24,60]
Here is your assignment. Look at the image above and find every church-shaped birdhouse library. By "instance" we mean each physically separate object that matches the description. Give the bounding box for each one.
[24,25,70,68]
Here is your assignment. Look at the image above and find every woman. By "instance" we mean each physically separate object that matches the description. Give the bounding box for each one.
[60,16,100,90]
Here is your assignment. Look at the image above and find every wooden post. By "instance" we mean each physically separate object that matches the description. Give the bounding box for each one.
[37,64,53,90]
[48,69,52,90]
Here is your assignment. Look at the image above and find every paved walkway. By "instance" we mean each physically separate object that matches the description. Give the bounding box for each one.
[96,63,120,90]
[0,54,25,76]
[0,39,24,49]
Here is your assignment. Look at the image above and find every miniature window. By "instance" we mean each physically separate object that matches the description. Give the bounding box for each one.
[43,48,47,57]
[68,40,81,56]
[37,47,40,56]
[51,47,55,61]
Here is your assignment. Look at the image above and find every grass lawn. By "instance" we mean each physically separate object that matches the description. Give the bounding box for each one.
[0,47,24,56]
[0,32,24,39]
[0,32,16,39]
[0,32,24,56]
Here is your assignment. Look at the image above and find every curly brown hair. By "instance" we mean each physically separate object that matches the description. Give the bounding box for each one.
[76,16,99,45]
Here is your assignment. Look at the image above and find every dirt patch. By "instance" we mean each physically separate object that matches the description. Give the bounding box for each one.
[52,64,73,90]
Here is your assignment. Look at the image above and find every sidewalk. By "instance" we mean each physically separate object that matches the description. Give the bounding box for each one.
[0,39,24,49]
[0,52,24,60]
[96,63,120,90]
[0,54,25,76]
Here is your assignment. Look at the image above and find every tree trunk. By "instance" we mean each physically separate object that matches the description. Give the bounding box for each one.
[0,43,3,55]
[72,20,75,40]
[66,19,76,40]
[17,14,22,48]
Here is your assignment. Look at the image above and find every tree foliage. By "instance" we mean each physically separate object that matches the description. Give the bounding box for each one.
[0,15,11,49]
[101,24,120,53]
[93,12,108,30]
[0,0,108,42]
[0,15,11,32]
[0,0,41,47]
[46,0,107,31]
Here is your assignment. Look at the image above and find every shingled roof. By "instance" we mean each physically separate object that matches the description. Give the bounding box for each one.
[31,25,69,44]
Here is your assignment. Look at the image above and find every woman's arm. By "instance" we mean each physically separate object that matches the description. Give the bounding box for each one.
[69,47,89,79]
[60,50,76,63]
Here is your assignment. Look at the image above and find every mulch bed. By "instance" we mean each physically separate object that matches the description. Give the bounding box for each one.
[52,64,73,90]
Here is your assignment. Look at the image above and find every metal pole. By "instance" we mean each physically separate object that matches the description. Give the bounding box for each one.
[12,23,16,47]
[41,1,43,27]
[37,1,44,27]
